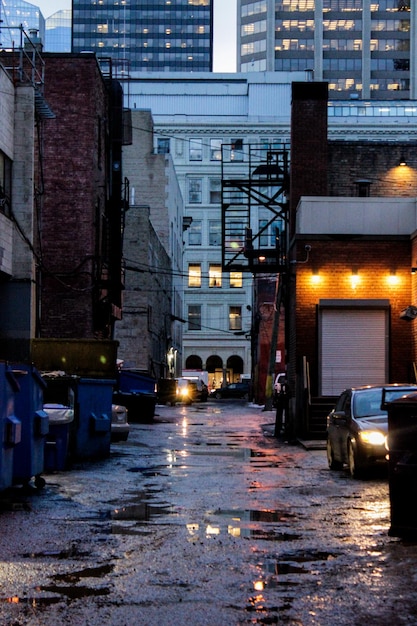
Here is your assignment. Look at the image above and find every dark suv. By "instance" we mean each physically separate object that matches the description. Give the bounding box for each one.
[210,382,251,400]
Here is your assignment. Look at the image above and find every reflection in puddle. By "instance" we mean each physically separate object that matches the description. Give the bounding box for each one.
[185,508,301,542]
[112,503,174,521]
[0,596,63,607]
[40,584,110,599]
[54,563,114,583]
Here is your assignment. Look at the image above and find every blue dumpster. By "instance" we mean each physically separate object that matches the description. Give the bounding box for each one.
[43,374,113,461]
[114,370,157,422]
[11,364,49,488]
[0,362,22,491]
[43,404,74,471]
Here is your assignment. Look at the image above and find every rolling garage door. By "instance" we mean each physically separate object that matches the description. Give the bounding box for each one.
[320,305,388,396]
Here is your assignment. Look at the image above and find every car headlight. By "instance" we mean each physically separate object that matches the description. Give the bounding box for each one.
[359,430,386,446]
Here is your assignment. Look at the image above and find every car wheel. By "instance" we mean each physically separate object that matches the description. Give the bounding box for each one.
[215,392,222,399]
[243,392,249,401]
[348,440,366,479]
[326,438,343,470]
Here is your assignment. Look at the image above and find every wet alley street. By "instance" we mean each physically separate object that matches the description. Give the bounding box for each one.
[1,400,417,625]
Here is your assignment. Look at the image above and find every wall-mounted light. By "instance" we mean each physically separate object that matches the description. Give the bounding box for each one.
[311,269,321,285]
[411,267,417,274]
[387,270,399,286]
[398,156,407,167]
[350,270,360,289]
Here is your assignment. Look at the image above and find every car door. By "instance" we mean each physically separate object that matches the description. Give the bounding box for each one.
[328,391,351,463]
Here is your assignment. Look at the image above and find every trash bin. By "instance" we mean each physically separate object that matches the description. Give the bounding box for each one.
[43,374,113,462]
[43,404,74,471]
[11,364,49,488]
[75,378,113,460]
[114,370,157,422]
[387,391,417,538]
[0,362,22,491]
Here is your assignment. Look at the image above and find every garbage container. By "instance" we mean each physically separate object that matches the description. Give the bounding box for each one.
[11,364,49,488]
[114,370,157,422]
[43,404,74,471]
[43,374,113,462]
[0,362,22,491]
[75,378,113,460]
[387,392,417,538]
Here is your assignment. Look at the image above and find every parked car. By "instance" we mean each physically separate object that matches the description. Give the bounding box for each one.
[111,404,130,442]
[182,377,208,402]
[210,382,251,400]
[326,384,417,478]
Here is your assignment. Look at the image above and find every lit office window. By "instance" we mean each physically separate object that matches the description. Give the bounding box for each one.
[230,272,243,288]
[188,264,202,287]
[209,265,222,287]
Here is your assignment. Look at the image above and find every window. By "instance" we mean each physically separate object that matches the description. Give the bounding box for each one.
[209,220,221,246]
[189,138,202,161]
[229,306,242,331]
[231,139,244,162]
[188,305,201,330]
[230,272,243,288]
[210,139,222,161]
[209,264,222,287]
[188,178,202,203]
[209,178,221,204]
[157,138,170,154]
[188,264,202,287]
[189,220,202,245]
[0,151,12,217]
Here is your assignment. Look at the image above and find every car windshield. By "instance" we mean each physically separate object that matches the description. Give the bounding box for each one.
[353,390,385,418]
[353,387,417,418]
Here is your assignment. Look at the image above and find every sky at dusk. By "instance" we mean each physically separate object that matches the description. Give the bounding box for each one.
[34,0,237,72]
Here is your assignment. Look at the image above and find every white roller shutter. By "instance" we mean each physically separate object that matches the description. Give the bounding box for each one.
[320,307,388,396]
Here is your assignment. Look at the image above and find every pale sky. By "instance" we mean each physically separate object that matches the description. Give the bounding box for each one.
[35,0,237,72]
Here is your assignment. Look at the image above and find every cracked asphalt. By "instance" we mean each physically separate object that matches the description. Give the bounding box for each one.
[0,400,417,625]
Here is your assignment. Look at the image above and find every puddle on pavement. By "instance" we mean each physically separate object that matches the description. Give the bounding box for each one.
[187,508,302,541]
[39,584,110,599]
[111,502,174,522]
[23,548,91,559]
[53,563,114,583]
[0,596,63,607]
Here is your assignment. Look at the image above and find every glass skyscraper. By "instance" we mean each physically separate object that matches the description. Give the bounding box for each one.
[238,0,415,100]
[45,10,71,52]
[71,0,214,76]
[0,0,45,49]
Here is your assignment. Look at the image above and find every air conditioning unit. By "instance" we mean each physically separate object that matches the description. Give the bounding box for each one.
[400,306,417,321]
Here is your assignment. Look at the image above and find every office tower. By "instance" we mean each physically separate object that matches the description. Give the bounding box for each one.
[0,0,45,49]
[71,0,214,76]
[238,0,416,100]
[45,10,71,52]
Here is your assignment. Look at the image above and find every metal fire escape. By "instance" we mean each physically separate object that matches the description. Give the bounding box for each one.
[221,144,290,274]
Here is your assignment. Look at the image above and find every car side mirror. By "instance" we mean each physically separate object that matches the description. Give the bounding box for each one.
[332,410,348,423]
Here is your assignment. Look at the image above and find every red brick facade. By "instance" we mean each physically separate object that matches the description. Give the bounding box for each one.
[39,54,114,338]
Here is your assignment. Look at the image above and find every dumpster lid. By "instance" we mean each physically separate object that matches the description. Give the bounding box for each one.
[43,403,74,424]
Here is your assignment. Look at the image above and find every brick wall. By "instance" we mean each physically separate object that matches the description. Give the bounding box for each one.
[39,54,108,338]
[328,142,417,198]
[294,237,413,393]
[289,82,328,234]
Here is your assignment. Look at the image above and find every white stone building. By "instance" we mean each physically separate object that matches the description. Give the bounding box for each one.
[124,71,306,388]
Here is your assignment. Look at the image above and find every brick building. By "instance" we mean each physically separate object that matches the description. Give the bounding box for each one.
[39,53,124,340]
[287,82,417,438]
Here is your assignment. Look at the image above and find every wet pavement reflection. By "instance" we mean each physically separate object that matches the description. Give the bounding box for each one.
[1,401,417,625]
